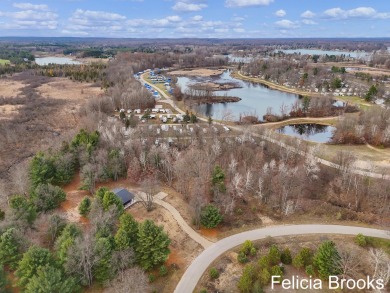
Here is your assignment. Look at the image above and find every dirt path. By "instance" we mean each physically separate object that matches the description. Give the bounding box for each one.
[137,191,213,249]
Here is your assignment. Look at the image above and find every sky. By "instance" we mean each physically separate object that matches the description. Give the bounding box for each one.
[0,0,389,38]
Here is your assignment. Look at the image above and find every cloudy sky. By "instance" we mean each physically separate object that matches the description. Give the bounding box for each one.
[0,0,389,38]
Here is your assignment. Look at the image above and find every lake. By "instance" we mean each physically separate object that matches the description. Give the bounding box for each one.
[176,70,299,121]
[276,124,335,143]
[277,49,370,59]
[35,57,82,66]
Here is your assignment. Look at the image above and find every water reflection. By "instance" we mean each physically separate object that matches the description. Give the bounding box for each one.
[277,124,335,143]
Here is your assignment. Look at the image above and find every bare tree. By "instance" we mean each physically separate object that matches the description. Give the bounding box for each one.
[139,177,159,212]
[103,267,150,293]
[369,248,390,292]
[65,233,97,286]
[337,249,361,279]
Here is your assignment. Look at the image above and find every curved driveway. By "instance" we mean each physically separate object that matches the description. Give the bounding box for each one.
[174,224,390,293]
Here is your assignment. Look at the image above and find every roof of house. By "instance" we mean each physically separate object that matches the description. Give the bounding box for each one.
[112,188,135,205]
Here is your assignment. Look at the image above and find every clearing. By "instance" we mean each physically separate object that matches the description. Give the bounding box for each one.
[169,68,225,77]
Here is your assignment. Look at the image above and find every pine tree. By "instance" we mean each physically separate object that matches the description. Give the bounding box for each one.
[15,246,55,289]
[25,265,80,293]
[0,228,23,269]
[115,214,139,250]
[268,245,281,266]
[55,224,81,264]
[93,237,114,284]
[136,220,170,270]
[200,205,223,228]
[281,248,292,264]
[78,197,91,216]
[313,241,341,279]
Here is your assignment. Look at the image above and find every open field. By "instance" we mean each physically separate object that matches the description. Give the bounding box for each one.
[0,59,10,65]
[0,72,103,204]
[169,68,225,77]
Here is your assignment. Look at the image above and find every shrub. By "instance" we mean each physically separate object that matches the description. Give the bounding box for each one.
[258,255,270,269]
[209,267,219,279]
[281,248,292,264]
[199,289,208,293]
[200,205,223,228]
[306,265,315,276]
[270,265,283,278]
[259,268,271,286]
[241,240,256,256]
[159,265,168,277]
[238,251,249,264]
[268,245,281,266]
[292,247,313,269]
[148,274,156,283]
[355,234,367,247]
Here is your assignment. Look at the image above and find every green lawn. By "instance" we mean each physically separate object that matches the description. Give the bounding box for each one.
[0,59,10,65]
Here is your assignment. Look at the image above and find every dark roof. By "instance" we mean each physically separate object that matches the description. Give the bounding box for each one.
[112,188,135,205]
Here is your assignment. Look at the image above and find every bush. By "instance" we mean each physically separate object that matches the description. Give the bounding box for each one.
[355,233,367,247]
[200,205,223,228]
[270,265,283,278]
[159,265,168,277]
[268,245,281,266]
[241,240,256,256]
[306,265,315,276]
[259,268,271,286]
[292,247,313,269]
[281,248,292,264]
[148,274,156,283]
[199,289,208,293]
[209,267,219,279]
[237,251,249,264]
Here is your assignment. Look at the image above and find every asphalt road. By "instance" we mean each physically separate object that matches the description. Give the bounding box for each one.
[174,224,390,293]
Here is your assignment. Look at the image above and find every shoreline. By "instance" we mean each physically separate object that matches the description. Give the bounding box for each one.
[232,70,322,97]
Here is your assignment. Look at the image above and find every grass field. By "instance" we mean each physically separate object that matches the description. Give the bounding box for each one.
[0,59,10,65]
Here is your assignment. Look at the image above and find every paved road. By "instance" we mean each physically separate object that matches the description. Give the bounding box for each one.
[174,224,390,293]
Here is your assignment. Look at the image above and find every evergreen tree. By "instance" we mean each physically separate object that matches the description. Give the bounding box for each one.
[0,228,24,269]
[55,224,81,264]
[292,247,313,269]
[200,205,223,228]
[78,197,92,216]
[211,166,226,193]
[15,246,55,289]
[93,237,114,284]
[29,152,56,189]
[9,195,37,225]
[136,220,170,270]
[268,245,281,266]
[313,241,341,279]
[115,214,139,250]
[25,265,80,293]
[238,264,255,293]
[281,248,292,264]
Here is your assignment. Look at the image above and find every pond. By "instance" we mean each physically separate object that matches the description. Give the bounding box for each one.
[35,57,82,66]
[276,124,335,143]
[176,70,299,121]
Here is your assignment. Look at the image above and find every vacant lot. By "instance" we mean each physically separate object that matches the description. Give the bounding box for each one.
[169,68,225,77]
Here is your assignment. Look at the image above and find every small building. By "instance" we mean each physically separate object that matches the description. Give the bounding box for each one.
[112,188,135,206]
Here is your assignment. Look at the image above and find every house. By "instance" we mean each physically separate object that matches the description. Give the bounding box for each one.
[112,188,135,206]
